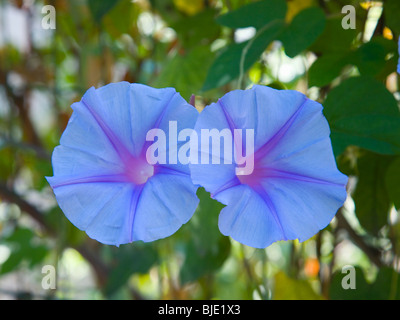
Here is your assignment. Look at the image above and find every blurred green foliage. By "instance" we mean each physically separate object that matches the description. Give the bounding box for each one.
[0,0,400,300]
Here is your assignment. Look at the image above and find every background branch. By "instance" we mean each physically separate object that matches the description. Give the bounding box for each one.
[335,209,383,268]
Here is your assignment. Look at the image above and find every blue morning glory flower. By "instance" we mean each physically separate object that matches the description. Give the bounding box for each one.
[47,82,199,246]
[190,85,348,248]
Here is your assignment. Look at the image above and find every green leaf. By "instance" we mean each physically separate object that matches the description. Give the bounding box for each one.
[103,0,136,37]
[180,236,230,285]
[154,45,215,100]
[202,20,285,91]
[216,0,287,29]
[88,0,120,23]
[273,272,323,300]
[386,157,400,210]
[265,81,286,90]
[178,188,230,284]
[384,0,400,34]
[279,7,326,58]
[204,5,326,90]
[308,53,351,87]
[310,16,356,54]
[105,243,158,297]
[0,251,25,275]
[150,0,181,25]
[309,38,395,88]
[353,152,393,234]
[330,267,400,300]
[0,146,14,181]
[0,228,48,275]
[323,77,400,156]
[171,9,221,48]
[350,41,388,77]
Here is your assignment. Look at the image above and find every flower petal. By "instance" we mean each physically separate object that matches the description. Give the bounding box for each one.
[154,88,199,175]
[51,145,124,178]
[260,173,347,242]
[48,181,131,245]
[258,97,347,185]
[59,93,122,166]
[216,85,306,151]
[82,82,180,158]
[189,100,238,194]
[132,173,199,242]
[216,184,284,248]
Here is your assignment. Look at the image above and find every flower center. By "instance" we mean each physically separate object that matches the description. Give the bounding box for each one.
[125,156,154,185]
[236,157,264,188]
[236,168,260,187]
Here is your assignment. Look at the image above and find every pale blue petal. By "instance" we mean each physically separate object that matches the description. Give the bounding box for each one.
[216,184,283,248]
[85,183,138,245]
[217,85,305,151]
[48,181,128,244]
[132,173,199,242]
[261,176,347,242]
[51,145,124,178]
[253,96,347,244]
[59,96,121,166]
[80,82,186,159]
[85,82,134,156]
[127,83,180,157]
[189,101,238,194]
[154,90,199,175]
[258,97,348,185]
